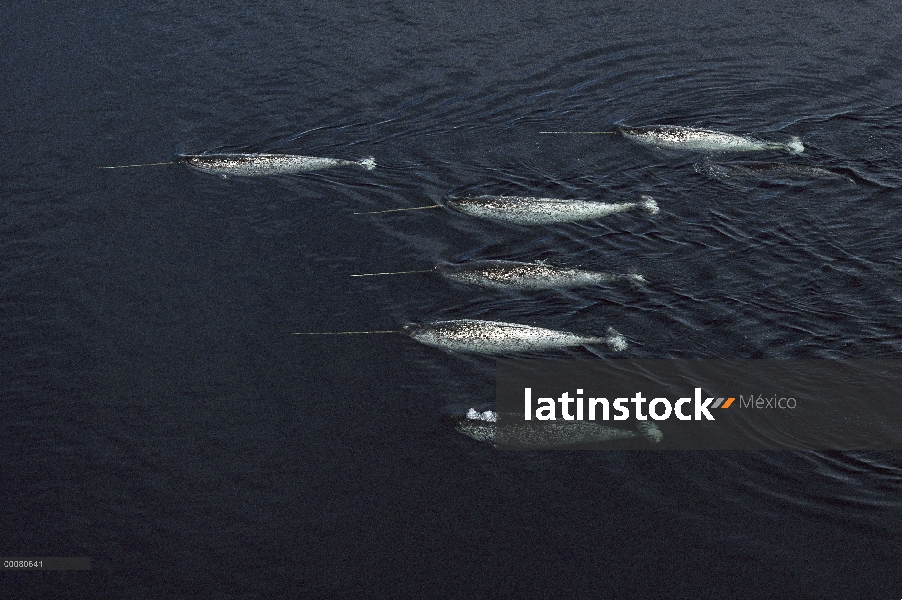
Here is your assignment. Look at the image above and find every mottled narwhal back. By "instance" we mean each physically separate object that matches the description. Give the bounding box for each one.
[434,260,645,290]
[180,153,376,176]
[618,125,804,154]
[444,194,659,225]
[403,319,627,354]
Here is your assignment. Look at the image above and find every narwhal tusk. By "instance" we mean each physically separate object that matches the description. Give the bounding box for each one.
[291,330,398,335]
[353,205,442,215]
[98,160,181,169]
[538,131,616,134]
[351,270,432,277]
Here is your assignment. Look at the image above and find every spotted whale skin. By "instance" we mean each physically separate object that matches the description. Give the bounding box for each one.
[434,260,645,290]
[618,125,804,154]
[404,319,627,354]
[180,153,375,176]
[444,194,658,225]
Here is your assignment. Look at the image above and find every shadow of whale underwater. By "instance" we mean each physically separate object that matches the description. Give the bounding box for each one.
[452,409,663,448]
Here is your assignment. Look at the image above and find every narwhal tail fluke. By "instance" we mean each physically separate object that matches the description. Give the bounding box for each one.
[786,136,804,154]
[624,272,647,285]
[358,156,376,170]
[640,195,659,214]
[637,421,663,443]
[605,327,628,351]
[586,327,628,351]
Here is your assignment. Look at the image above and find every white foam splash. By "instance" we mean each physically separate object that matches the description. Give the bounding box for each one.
[605,327,628,351]
[637,421,663,442]
[640,195,659,214]
[466,408,497,422]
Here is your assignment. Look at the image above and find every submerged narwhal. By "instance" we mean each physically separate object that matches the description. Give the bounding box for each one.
[694,159,854,184]
[618,125,804,154]
[403,319,627,354]
[354,260,645,290]
[435,260,644,290]
[180,153,376,176]
[443,194,658,225]
[453,408,663,448]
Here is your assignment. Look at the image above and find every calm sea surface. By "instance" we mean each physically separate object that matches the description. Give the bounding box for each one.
[2,1,902,597]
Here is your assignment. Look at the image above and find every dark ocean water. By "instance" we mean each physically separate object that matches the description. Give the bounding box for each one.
[3,1,902,597]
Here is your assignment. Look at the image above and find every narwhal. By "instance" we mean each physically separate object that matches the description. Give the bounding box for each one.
[404,319,627,353]
[352,260,646,290]
[618,125,804,154]
[180,153,376,176]
[100,153,376,175]
[294,319,628,354]
[382,194,657,225]
[356,193,658,224]
[694,159,854,184]
[453,408,662,448]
